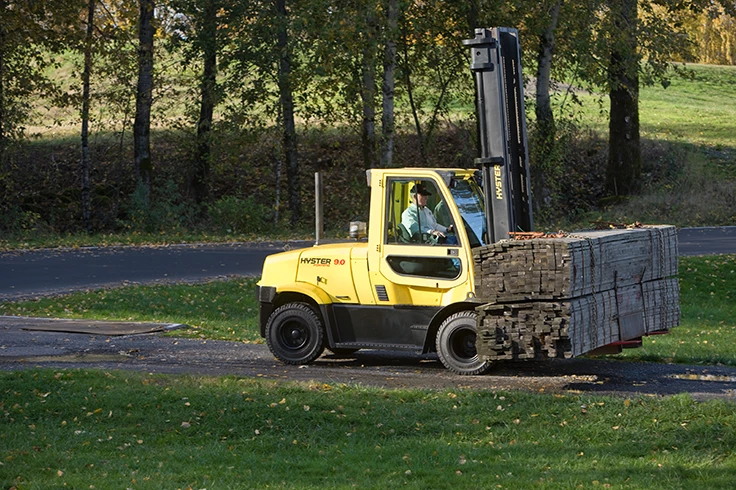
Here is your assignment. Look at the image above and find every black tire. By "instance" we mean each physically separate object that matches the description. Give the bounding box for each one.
[265,303,325,365]
[436,310,493,375]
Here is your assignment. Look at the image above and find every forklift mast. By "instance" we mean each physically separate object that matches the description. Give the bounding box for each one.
[464,27,533,243]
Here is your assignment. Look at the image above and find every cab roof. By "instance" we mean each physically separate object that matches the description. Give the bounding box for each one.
[365,168,478,188]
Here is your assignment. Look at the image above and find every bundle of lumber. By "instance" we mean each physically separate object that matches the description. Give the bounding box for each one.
[473,226,679,360]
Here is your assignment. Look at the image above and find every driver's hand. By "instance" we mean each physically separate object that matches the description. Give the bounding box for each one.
[431,229,446,238]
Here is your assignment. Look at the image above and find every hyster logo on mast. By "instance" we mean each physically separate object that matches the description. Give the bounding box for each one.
[494,166,504,199]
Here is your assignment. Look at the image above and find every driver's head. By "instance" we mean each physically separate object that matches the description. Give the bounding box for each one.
[410,184,431,207]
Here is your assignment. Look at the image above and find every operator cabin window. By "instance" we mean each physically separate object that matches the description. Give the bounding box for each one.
[384,178,461,280]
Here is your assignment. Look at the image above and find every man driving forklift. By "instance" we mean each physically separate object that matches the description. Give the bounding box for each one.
[401,183,456,244]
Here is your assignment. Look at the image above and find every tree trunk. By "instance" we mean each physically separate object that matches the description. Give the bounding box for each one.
[465,0,479,36]
[465,1,481,160]
[0,0,6,156]
[401,34,427,162]
[193,0,217,204]
[360,8,377,169]
[80,0,95,233]
[532,0,562,211]
[535,1,561,138]
[134,0,155,200]
[276,0,300,225]
[379,0,398,168]
[606,0,641,196]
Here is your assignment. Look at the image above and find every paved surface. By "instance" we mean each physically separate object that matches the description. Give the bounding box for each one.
[0,241,308,301]
[1,228,735,302]
[1,317,735,399]
[677,226,736,256]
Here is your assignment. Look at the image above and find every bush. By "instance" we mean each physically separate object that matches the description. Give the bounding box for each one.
[120,179,198,233]
[530,123,609,224]
[207,195,272,235]
[0,207,53,234]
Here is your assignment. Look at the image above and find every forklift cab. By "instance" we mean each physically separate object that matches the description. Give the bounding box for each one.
[385,173,486,248]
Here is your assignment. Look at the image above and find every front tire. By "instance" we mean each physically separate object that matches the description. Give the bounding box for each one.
[265,303,325,365]
[436,310,493,375]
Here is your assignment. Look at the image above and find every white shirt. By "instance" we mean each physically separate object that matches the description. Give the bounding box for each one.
[401,204,447,236]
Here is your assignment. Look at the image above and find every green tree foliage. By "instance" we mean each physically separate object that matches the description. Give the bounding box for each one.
[4,0,736,235]
[0,1,81,144]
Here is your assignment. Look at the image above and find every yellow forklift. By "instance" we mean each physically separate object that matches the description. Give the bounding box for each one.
[257,28,533,374]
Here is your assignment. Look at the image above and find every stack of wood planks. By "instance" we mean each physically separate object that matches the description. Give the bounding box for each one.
[473,225,679,361]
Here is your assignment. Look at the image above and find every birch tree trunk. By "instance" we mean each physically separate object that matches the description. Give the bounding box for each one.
[276,0,300,224]
[379,0,398,168]
[193,0,217,204]
[80,0,95,233]
[134,0,155,201]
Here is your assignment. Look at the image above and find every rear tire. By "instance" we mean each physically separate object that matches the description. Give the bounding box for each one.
[436,310,493,375]
[265,303,325,365]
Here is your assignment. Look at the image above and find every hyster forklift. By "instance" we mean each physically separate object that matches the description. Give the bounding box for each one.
[257,28,537,375]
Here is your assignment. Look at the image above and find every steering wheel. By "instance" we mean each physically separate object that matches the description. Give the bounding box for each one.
[422,232,445,246]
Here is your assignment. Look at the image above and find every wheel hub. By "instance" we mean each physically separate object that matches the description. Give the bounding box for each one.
[280,321,308,349]
[452,329,477,360]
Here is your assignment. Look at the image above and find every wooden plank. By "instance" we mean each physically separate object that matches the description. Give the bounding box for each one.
[472,226,679,359]
[476,277,679,361]
[472,226,678,303]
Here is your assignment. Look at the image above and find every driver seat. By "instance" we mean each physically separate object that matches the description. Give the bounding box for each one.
[397,223,417,243]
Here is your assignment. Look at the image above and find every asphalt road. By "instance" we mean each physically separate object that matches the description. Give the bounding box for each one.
[677,226,736,256]
[1,227,735,302]
[0,241,305,301]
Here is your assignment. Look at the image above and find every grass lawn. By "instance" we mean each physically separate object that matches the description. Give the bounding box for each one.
[0,230,318,253]
[0,252,735,488]
[639,64,736,150]
[571,64,736,149]
[1,370,735,489]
